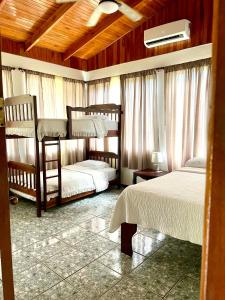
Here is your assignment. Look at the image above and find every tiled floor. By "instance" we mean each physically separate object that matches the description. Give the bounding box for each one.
[0,189,201,299]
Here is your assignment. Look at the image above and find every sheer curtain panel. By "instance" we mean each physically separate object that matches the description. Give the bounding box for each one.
[62,77,86,165]
[165,59,211,170]
[121,70,158,169]
[3,68,22,162]
[87,78,112,152]
[87,78,110,106]
[2,67,13,98]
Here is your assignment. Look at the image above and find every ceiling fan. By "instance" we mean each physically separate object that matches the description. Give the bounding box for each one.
[56,0,143,27]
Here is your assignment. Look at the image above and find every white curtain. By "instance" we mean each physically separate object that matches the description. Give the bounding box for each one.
[87,78,110,106]
[4,71,58,164]
[62,77,86,165]
[3,68,29,163]
[3,68,23,163]
[121,70,159,169]
[4,70,86,168]
[87,78,119,153]
[25,72,57,167]
[2,68,13,98]
[25,73,86,167]
[165,59,211,170]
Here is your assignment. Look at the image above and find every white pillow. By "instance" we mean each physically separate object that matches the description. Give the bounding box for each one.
[76,159,109,169]
[185,157,206,168]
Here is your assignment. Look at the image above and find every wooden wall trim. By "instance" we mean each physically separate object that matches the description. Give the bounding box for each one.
[2,37,88,71]
[87,0,213,70]
[200,0,225,298]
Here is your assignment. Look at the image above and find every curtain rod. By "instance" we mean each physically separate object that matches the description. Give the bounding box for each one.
[85,77,111,85]
[164,58,211,72]
[2,66,84,83]
[2,66,16,71]
[120,58,211,78]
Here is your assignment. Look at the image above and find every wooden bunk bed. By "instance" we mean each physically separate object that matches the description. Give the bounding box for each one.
[5,94,122,217]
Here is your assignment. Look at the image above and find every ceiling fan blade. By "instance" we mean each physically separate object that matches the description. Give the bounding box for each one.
[118,1,143,22]
[86,6,102,27]
[56,0,77,3]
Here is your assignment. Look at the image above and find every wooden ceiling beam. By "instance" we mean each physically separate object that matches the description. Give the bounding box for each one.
[0,0,7,11]
[63,0,145,61]
[25,2,78,52]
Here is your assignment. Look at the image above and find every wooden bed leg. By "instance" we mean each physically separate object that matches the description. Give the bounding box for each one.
[121,222,137,256]
[117,183,121,189]
[37,205,41,217]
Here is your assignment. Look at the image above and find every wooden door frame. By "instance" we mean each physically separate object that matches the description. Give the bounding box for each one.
[0,51,15,298]
[200,0,225,299]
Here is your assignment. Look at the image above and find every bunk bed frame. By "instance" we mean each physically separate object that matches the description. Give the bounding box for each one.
[5,95,122,217]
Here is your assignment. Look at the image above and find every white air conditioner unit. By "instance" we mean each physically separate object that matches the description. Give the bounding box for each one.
[144,19,191,48]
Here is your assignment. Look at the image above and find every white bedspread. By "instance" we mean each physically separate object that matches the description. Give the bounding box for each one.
[10,165,109,202]
[63,165,109,193]
[109,168,206,245]
[6,117,118,140]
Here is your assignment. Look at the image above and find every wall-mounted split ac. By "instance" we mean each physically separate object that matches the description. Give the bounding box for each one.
[144,19,191,48]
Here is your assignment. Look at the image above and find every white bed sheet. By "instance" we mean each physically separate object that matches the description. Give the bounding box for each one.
[109,167,206,245]
[6,117,118,140]
[10,165,112,202]
[101,167,117,181]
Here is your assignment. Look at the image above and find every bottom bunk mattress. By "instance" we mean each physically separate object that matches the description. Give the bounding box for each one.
[10,165,117,202]
[109,167,206,245]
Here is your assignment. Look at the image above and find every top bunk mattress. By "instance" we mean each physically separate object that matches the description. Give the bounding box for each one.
[6,117,118,140]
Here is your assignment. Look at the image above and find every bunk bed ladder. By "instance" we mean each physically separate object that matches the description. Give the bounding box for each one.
[42,137,62,211]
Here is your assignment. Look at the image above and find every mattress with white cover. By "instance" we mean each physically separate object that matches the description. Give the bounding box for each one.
[10,164,117,202]
[101,167,117,182]
[6,116,118,140]
[109,167,206,245]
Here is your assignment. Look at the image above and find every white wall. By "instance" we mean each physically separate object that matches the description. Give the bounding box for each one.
[2,52,84,81]
[86,43,212,81]
[2,43,212,82]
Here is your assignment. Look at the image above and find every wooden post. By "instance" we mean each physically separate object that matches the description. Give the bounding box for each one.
[118,106,122,186]
[57,137,62,206]
[0,47,15,299]
[200,0,225,299]
[66,105,72,139]
[33,96,41,217]
[121,222,137,257]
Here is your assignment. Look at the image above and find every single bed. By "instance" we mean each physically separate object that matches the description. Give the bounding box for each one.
[10,164,116,202]
[109,166,206,256]
[9,158,118,208]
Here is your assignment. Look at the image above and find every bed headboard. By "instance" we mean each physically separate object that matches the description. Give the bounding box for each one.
[4,94,37,134]
[66,104,122,139]
[88,150,119,170]
[67,104,121,118]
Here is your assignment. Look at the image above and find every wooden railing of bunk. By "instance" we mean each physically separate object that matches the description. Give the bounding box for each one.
[5,95,42,217]
[5,94,36,134]
[8,161,37,197]
[88,150,119,169]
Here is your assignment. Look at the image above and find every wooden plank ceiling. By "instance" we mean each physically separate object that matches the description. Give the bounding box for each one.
[0,0,169,60]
